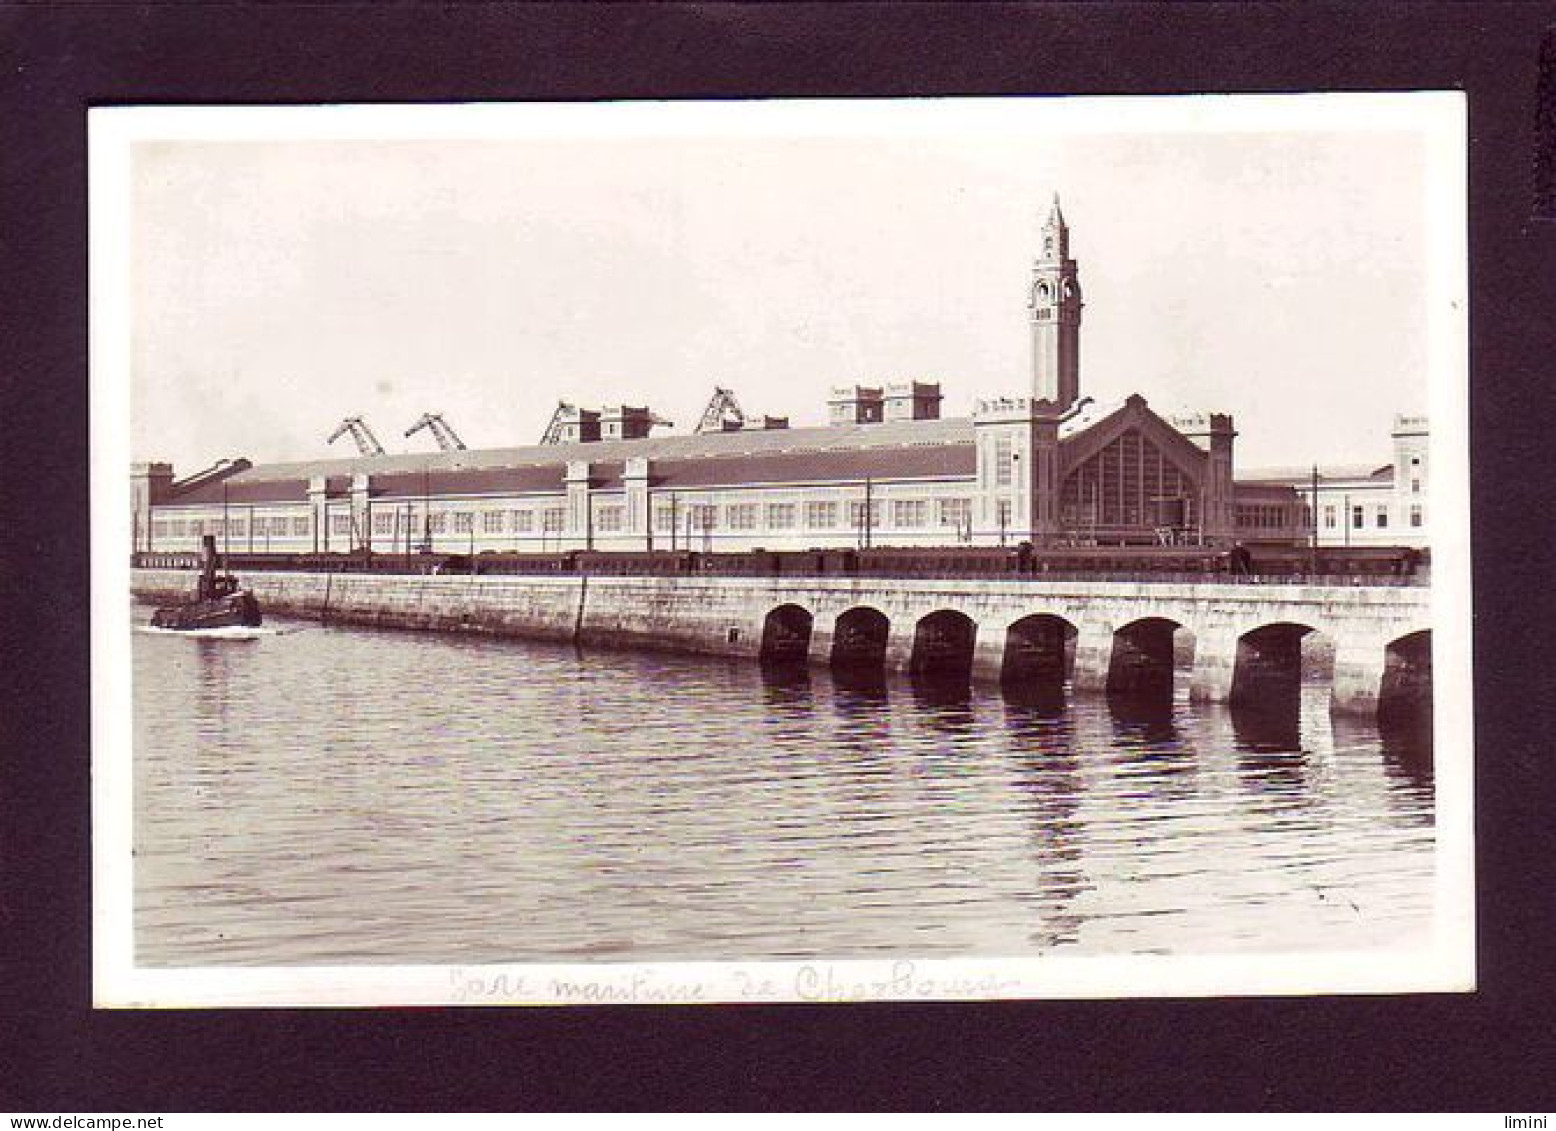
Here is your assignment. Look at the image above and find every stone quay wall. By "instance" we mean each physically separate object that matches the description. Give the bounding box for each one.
[131,568,1431,716]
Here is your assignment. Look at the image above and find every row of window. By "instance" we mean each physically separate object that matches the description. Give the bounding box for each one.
[1235,504,1296,531]
[377,508,569,536]
[149,498,978,542]
[1321,504,1425,531]
[151,516,309,539]
[652,498,971,533]
[160,493,1437,543]
[150,497,1431,544]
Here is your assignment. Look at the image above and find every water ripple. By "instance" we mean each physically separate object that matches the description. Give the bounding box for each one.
[132,608,1435,966]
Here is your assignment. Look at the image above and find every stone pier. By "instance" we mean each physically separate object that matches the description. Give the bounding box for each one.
[131,568,1432,718]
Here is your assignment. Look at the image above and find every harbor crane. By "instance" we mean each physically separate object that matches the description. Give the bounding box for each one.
[694,387,747,433]
[327,416,386,457]
[693,386,785,433]
[539,401,578,445]
[404,412,468,451]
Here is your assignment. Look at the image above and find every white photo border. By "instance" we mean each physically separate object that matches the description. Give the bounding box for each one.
[91,94,1474,1008]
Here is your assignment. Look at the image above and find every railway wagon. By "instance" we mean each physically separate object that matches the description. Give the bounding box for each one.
[133,542,1428,582]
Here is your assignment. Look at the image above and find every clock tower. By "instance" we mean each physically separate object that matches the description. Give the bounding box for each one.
[1029,193,1082,410]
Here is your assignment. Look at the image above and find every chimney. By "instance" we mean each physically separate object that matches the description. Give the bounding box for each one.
[599,405,659,441]
[884,380,943,422]
[556,406,601,443]
[827,385,884,426]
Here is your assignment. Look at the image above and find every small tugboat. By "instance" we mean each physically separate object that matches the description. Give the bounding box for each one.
[150,535,262,630]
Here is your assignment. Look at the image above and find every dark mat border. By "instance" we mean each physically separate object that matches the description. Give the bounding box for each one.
[3,1,1554,1112]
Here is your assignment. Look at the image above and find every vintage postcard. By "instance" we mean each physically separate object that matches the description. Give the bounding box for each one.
[92,95,1472,1007]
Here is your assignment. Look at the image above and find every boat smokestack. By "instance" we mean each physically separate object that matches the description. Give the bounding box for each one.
[199,534,218,600]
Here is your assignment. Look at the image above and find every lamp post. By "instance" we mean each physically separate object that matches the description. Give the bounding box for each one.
[858,477,874,550]
[866,476,874,549]
[1011,449,1021,544]
[1309,464,1320,573]
[421,466,432,554]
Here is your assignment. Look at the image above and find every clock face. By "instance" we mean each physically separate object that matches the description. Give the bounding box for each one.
[1061,279,1076,301]
[1033,281,1051,306]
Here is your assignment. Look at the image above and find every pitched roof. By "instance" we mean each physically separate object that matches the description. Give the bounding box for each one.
[221,417,974,482]
[1238,463,1393,485]
[1056,395,1210,477]
[166,478,309,505]
[161,417,978,503]
[1058,398,1124,439]
[367,465,567,498]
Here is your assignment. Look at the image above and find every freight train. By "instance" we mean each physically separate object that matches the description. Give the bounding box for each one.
[133,542,1427,583]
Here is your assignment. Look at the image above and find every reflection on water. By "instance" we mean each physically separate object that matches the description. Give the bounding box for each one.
[1107,691,1182,747]
[1230,700,1305,755]
[1377,716,1437,806]
[132,608,1436,966]
[1230,701,1309,797]
[1001,678,1068,719]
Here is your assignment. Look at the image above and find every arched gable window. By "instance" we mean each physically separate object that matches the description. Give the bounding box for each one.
[1061,428,1199,535]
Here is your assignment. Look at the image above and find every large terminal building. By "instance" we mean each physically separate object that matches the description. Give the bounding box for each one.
[130,198,1428,558]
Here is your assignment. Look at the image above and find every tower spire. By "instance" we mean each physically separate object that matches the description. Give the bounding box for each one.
[1029,191,1081,408]
[1039,191,1069,262]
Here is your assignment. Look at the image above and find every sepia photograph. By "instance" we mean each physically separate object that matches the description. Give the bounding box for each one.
[91,94,1473,1007]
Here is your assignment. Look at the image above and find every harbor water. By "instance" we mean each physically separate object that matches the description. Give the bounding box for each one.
[132,606,1435,966]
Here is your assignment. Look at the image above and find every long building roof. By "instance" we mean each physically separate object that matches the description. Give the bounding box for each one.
[239,417,970,478]
[157,400,1159,505]
[1238,463,1392,485]
[165,417,981,504]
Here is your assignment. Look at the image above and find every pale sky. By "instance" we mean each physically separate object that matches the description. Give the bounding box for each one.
[123,100,1451,475]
